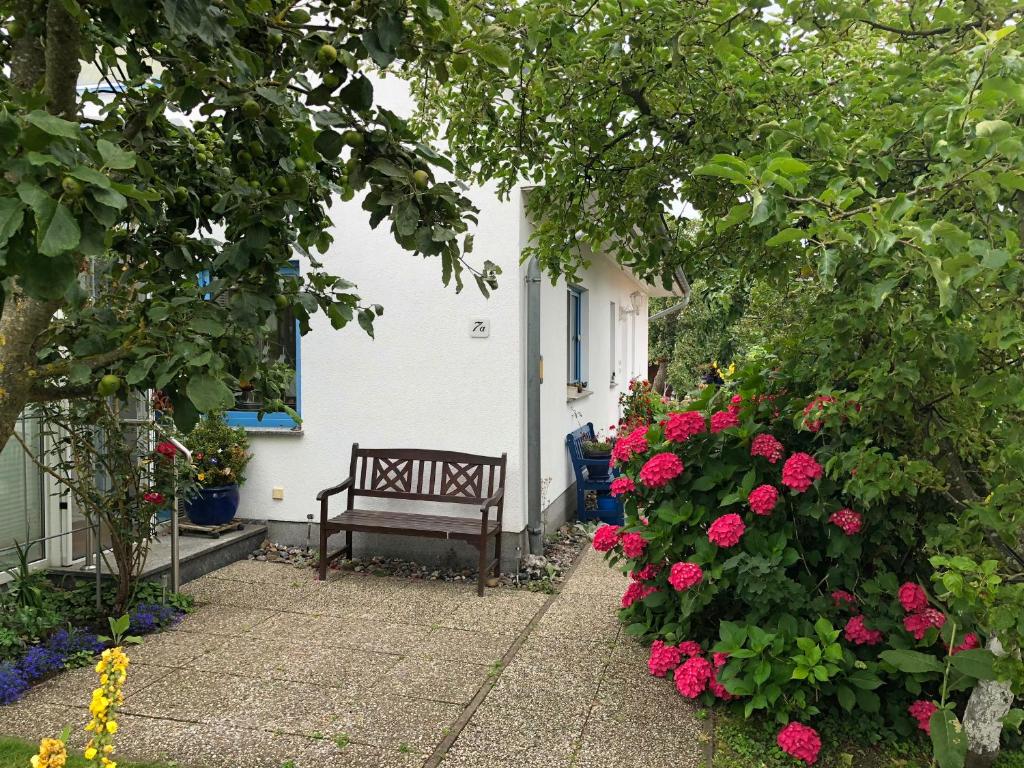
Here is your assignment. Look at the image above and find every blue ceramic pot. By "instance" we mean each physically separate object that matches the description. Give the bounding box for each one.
[184,484,240,526]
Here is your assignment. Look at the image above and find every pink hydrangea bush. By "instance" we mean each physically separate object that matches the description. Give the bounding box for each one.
[596,383,983,752]
[609,477,636,497]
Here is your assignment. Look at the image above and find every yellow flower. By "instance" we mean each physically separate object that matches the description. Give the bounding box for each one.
[105,721,118,734]
[103,745,114,754]
[32,738,67,768]
[198,472,206,481]
[85,748,97,760]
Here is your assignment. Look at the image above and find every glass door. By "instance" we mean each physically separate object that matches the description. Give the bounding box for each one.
[0,413,46,571]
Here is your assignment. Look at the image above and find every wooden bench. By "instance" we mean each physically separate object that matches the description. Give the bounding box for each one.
[317,444,507,596]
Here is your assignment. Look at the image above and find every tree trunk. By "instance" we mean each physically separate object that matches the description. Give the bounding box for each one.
[964,636,1014,768]
[653,359,668,395]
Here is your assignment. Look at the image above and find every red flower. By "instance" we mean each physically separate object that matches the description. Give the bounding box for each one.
[621,581,657,608]
[950,632,980,655]
[674,655,712,698]
[898,582,929,613]
[155,442,177,459]
[620,532,647,559]
[610,477,636,497]
[664,411,706,442]
[844,615,883,646]
[708,514,745,548]
[143,491,165,505]
[668,562,703,591]
[904,608,946,640]
[829,508,862,535]
[748,484,779,516]
[802,395,836,432]
[592,524,621,552]
[777,723,821,765]
[611,426,649,463]
[750,433,784,464]
[630,563,660,581]
[638,452,684,487]
[710,409,740,433]
[831,590,858,608]
[909,700,938,734]
[782,452,823,492]
[648,640,682,678]
[677,641,703,658]
[709,652,734,700]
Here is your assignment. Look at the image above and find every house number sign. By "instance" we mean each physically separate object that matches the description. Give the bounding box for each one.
[470,319,490,338]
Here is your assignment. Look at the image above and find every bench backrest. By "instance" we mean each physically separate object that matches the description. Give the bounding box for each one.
[566,422,596,474]
[347,444,507,507]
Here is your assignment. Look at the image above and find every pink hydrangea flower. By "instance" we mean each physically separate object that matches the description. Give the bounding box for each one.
[621,581,657,608]
[611,426,649,463]
[610,477,636,497]
[750,433,784,463]
[664,411,706,442]
[709,653,734,700]
[898,582,929,613]
[639,452,684,488]
[677,641,703,658]
[708,514,745,548]
[844,615,883,646]
[782,452,823,492]
[831,590,858,608]
[802,395,836,432]
[673,655,712,698]
[630,563,660,582]
[648,640,682,678]
[620,532,648,559]
[668,562,703,591]
[777,723,822,765]
[592,524,621,552]
[904,608,946,640]
[909,700,938,734]
[748,484,779,516]
[829,508,862,535]
[950,632,980,655]
[710,409,740,433]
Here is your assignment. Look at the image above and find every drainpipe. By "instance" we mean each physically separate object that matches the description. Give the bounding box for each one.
[525,258,544,555]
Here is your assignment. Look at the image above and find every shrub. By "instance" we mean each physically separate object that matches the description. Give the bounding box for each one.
[598,380,1009,758]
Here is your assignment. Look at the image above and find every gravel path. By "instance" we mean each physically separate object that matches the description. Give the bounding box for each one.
[0,547,707,768]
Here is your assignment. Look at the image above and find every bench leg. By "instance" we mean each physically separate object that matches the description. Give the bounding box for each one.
[493,531,501,579]
[477,539,488,597]
[345,530,353,560]
[318,524,328,581]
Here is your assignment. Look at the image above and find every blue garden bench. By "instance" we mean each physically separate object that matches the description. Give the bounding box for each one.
[566,423,624,526]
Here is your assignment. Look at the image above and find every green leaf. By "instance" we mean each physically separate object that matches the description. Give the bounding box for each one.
[190,317,226,337]
[765,227,805,247]
[869,277,899,308]
[97,138,137,169]
[473,42,512,69]
[879,649,945,674]
[926,255,954,307]
[836,684,855,712]
[976,120,1012,140]
[930,709,967,768]
[314,129,344,160]
[948,649,997,681]
[186,374,236,413]
[693,164,748,185]
[766,157,811,175]
[37,201,81,257]
[0,198,25,249]
[624,622,648,637]
[25,110,79,138]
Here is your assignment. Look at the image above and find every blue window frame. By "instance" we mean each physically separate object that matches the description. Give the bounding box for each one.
[200,264,301,430]
[567,286,584,385]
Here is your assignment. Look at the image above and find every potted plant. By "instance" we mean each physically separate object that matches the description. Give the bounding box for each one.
[581,432,614,480]
[183,414,252,526]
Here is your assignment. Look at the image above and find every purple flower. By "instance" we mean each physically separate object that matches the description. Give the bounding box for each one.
[47,628,104,657]
[18,646,63,682]
[0,662,28,705]
[129,603,183,634]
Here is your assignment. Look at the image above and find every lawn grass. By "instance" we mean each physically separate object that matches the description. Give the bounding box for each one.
[0,737,173,768]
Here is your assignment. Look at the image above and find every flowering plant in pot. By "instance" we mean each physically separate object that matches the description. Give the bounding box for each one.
[183,414,251,526]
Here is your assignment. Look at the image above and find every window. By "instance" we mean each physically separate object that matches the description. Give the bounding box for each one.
[567,286,587,385]
[609,301,617,385]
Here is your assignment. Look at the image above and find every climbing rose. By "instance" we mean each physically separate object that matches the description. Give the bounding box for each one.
[673,655,712,698]
[750,433,784,463]
[710,409,740,433]
[648,641,682,678]
[831,590,858,608]
[898,582,929,613]
[708,514,745,548]
[802,395,836,433]
[611,427,649,463]
[620,532,648,559]
[639,452,684,488]
[621,581,657,609]
[592,525,620,553]
[676,641,703,658]
[829,508,862,535]
[609,477,636,497]
[748,485,779,516]
[782,452,823,492]
[777,723,821,765]
[664,411,706,442]
[631,563,660,582]
[950,632,980,655]
[844,615,883,646]
[904,608,946,640]
[909,700,938,734]
[155,441,177,459]
[668,562,703,592]
[143,491,165,505]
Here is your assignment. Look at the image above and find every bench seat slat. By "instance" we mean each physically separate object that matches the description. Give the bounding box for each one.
[326,508,499,538]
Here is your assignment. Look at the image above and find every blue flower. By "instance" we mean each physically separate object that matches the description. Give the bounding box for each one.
[47,628,104,657]
[0,662,28,705]
[18,646,64,682]
[129,603,183,634]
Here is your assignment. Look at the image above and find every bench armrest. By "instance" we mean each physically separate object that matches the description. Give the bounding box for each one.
[480,486,505,512]
[316,477,353,502]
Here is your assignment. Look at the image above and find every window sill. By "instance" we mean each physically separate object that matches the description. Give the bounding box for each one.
[566,387,593,402]
[239,426,304,436]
